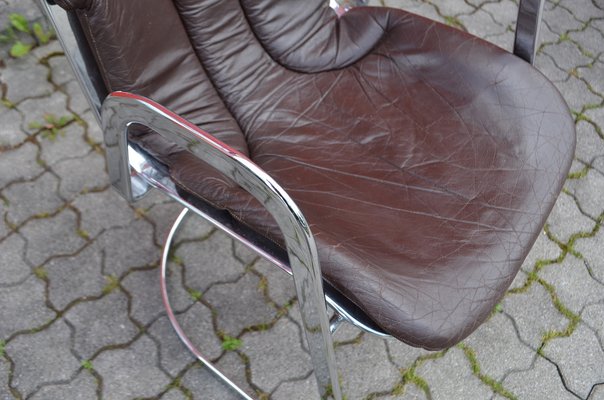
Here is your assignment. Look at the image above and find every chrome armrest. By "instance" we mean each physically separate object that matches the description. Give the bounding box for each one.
[514,0,546,64]
[101,92,342,399]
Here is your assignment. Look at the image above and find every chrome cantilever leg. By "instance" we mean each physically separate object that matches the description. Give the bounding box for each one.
[101,92,342,400]
[514,0,545,64]
[160,209,253,400]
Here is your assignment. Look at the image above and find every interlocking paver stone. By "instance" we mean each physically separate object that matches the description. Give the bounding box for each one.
[508,268,529,290]
[122,265,192,326]
[464,313,535,381]
[0,107,25,147]
[386,339,432,370]
[273,375,318,400]
[0,233,30,286]
[20,207,86,266]
[538,21,561,46]
[143,200,187,244]
[52,151,107,200]
[96,218,157,276]
[64,80,89,115]
[161,389,188,400]
[543,5,583,34]
[252,258,295,307]
[540,255,604,315]
[0,358,11,400]
[595,154,604,177]
[148,304,222,377]
[38,122,90,167]
[29,371,97,400]
[571,27,604,59]
[382,384,428,400]
[7,320,80,397]
[336,335,400,399]
[521,230,562,273]
[165,206,213,243]
[547,192,596,243]
[544,40,593,72]
[501,282,567,349]
[79,109,103,144]
[593,17,604,32]
[580,61,604,96]
[0,275,55,338]
[1,56,53,105]
[19,91,70,135]
[205,272,277,336]
[585,104,604,129]
[30,41,63,61]
[502,356,577,400]
[215,351,255,397]
[590,384,604,400]
[459,10,507,38]
[181,363,241,400]
[382,0,440,21]
[535,54,569,82]
[232,238,260,266]
[1,0,41,24]
[554,75,603,112]
[3,172,62,225]
[417,347,492,400]
[73,189,135,238]
[47,56,72,87]
[575,120,604,165]
[65,290,138,359]
[430,0,474,16]
[561,0,603,23]
[45,244,105,310]
[566,168,604,219]
[243,318,311,392]
[93,334,170,400]
[0,202,8,240]
[178,233,247,293]
[482,0,518,29]
[542,324,604,399]
[0,142,43,189]
[581,303,604,345]
[398,385,429,400]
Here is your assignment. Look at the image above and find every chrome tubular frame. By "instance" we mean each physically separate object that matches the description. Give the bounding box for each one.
[161,209,254,400]
[37,0,107,125]
[513,0,546,64]
[102,92,342,399]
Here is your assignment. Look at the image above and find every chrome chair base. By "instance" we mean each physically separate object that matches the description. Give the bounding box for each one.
[160,208,355,399]
[160,208,255,400]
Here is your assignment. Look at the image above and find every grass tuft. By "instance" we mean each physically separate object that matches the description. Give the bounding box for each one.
[221,335,243,351]
[33,266,48,281]
[102,275,120,294]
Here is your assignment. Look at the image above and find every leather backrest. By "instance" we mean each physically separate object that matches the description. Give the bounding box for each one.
[58,0,248,153]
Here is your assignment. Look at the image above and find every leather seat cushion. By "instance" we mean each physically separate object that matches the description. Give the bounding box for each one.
[65,0,575,350]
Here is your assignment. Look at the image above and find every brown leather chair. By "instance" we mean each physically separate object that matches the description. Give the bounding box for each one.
[40,0,575,398]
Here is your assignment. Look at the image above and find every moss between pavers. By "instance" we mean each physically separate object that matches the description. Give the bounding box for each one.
[506,213,603,360]
[101,275,120,295]
[457,343,517,400]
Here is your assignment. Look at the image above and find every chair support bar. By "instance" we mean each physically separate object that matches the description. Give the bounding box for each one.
[101,92,342,400]
[160,209,254,400]
[513,0,545,64]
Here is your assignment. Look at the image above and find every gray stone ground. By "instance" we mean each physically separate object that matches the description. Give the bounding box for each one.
[0,0,603,399]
